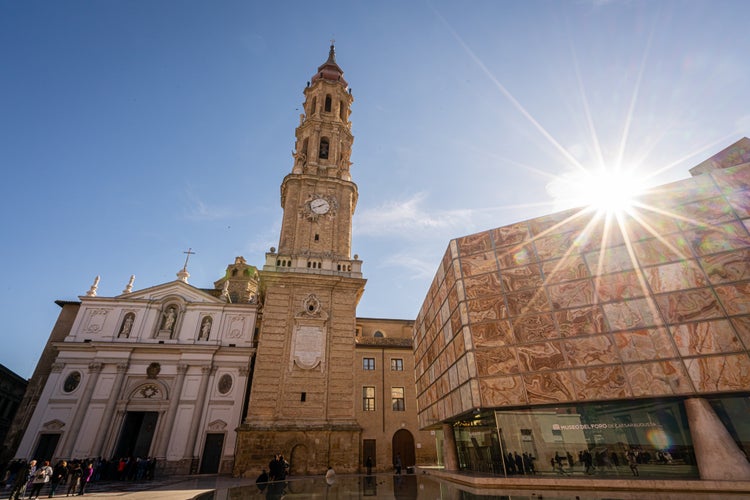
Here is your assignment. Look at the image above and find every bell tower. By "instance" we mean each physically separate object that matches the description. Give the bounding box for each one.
[235,45,366,476]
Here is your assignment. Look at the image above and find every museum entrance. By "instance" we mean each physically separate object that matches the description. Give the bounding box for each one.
[114,411,158,458]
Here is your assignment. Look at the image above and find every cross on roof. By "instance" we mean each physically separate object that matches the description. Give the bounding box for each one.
[182,248,195,271]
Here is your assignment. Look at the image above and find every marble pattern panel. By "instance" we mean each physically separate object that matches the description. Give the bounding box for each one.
[497,244,536,269]
[492,222,531,248]
[711,163,750,194]
[570,365,630,400]
[511,313,558,343]
[613,328,676,362]
[555,305,608,337]
[467,296,508,323]
[541,255,590,284]
[460,251,498,277]
[625,360,694,396]
[639,174,719,208]
[700,249,750,284]
[670,319,743,356]
[714,281,750,315]
[584,245,636,275]
[547,279,595,310]
[645,260,708,293]
[655,288,723,323]
[528,208,585,236]
[633,233,692,267]
[534,231,580,261]
[462,272,503,299]
[687,221,750,256]
[726,192,750,218]
[675,196,737,230]
[480,375,527,406]
[622,209,679,240]
[470,321,515,347]
[730,315,750,349]
[475,347,520,376]
[456,231,492,256]
[603,298,663,330]
[563,334,618,367]
[595,270,647,302]
[516,341,566,371]
[523,371,575,404]
[506,287,552,316]
[501,264,544,292]
[684,353,750,392]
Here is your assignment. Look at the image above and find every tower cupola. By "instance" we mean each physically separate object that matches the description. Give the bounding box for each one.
[311,44,347,86]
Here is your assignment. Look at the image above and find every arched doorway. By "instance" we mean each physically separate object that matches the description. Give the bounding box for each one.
[290,443,310,475]
[392,429,416,468]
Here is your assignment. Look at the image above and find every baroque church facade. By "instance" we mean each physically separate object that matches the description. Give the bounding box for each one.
[9,46,437,476]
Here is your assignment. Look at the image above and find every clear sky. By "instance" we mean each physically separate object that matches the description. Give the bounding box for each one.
[2,0,748,378]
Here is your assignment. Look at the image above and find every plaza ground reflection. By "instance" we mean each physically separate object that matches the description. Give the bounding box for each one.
[197,473,748,499]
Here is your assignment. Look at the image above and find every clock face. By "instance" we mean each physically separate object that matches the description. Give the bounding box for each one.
[310,198,330,214]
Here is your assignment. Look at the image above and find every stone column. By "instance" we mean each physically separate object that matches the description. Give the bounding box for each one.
[442,423,459,471]
[684,397,750,480]
[184,366,215,464]
[154,363,189,459]
[90,362,129,457]
[59,362,103,458]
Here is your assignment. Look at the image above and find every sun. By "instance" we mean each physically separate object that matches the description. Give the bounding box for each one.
[548,166,647,214]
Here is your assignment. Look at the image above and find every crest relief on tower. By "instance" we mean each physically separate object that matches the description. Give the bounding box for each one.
[289,294,329,371]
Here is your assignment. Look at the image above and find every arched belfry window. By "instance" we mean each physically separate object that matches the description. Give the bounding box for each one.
[324,95,332,112]
[310,97,317,115]
[319,138,329,159]
[339,101,346,121]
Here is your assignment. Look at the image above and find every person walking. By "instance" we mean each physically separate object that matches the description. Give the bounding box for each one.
[393,454,402,475]
[366,456,373,475]
[8,460,34,500]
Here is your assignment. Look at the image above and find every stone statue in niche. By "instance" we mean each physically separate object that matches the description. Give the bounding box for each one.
[161,306,177,334]
[199,316,212,340]
[118,313,135,338]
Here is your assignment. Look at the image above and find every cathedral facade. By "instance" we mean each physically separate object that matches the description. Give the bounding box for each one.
[10,46,437,477]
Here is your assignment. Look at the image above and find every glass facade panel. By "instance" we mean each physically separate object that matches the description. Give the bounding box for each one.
[708,394,750,461]
[452,400,699,479]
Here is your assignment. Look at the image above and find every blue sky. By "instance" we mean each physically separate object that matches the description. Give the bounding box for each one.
[2,0,748,378]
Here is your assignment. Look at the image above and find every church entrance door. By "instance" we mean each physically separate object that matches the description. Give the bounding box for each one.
[33,433,60,462]
[114,411,158,458]
[199,433,224,474]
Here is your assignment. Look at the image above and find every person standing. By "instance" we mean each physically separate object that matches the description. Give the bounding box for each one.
[9,460,34,500]
[47,460,67,497]
[366,456,373,475]
[77,462,94,496]
[28,460,52,499]
[67,462,82,496]
[393,454,402,475]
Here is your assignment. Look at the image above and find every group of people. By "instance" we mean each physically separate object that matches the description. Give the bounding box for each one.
[504,451,536,475]
[2,456,158,499]
[3,459,93,498]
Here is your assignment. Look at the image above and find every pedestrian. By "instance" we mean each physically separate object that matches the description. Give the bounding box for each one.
[366,456,373,475]
[67,462,82,496]
[8,460,34,500]
[77,462,93,495]
[47,460,67,497]
[28,460,52,499]
[393,453,402,475]
[627,450,639,477]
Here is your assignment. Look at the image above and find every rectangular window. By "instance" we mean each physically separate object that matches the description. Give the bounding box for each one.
[392,387,405,411]
[363,386,375,411]
[391,358,403,371]
[363,357,375,370]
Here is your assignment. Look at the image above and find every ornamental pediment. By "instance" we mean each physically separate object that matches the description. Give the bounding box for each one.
[117,280,224,304]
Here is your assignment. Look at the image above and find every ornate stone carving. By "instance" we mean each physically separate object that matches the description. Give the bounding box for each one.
[50,362,65,373]
[42,419,65,430]
[207,419,227,431]
[147,362,161,379]
[137,384,160,399]
[88,362,103,373]
[83,309,108,333]
[227,316,245,338]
